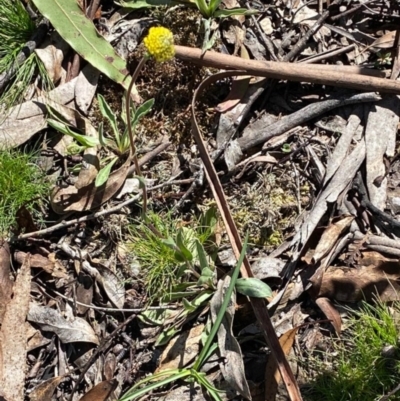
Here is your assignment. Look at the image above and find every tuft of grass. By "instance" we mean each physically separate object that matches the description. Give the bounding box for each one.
[127,210,216,302]
[304,301,400,401]
[0,148,49,238]
[0,0,52,111]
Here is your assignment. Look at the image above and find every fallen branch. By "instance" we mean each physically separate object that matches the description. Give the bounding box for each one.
[174,45,400,94]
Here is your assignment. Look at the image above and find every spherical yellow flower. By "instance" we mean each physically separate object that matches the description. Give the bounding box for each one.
[143,27,175,62]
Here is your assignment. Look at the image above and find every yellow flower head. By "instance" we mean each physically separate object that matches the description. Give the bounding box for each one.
[143,27,175,63]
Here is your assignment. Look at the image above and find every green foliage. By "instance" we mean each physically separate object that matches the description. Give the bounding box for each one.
[0,0,52,110]
[119,0,256,50]
[118,235,249,401]
[0,148,49,238]
[127,208,218,302]
[305,301,400,401]
[47,94,153,187]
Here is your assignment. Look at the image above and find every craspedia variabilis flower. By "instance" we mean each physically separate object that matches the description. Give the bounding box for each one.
[143,27,175,62]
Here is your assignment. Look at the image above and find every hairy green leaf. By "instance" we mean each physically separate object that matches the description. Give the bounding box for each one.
[235,277,272,298]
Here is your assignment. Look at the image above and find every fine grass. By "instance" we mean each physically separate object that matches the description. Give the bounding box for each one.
[0,0,52,111]
[127,210,216,302]
[0,148,49,238]
[304,301,400,401]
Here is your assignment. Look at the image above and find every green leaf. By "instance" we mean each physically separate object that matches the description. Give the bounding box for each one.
[31,0,132,91]
[195,0,211,17]
[176,228,193,261]
[132,98,155,126]
[117,0,182,8]
[48,119,100,148]
[156,326,178,346]
[97,94,120,140]
[95,157,118,187]
[195,239,209,270]
[213,8,257,18]
[235,277,272,298]
[208,0,222,15]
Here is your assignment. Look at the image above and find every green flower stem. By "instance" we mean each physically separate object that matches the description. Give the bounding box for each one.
[125,56,148,216]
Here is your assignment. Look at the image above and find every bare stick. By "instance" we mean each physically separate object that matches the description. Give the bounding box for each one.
[174,45,400,94]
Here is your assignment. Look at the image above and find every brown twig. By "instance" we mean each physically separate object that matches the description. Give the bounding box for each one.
[174,45,400,94]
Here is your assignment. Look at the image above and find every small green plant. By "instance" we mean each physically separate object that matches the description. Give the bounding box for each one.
[0,148,49,238]
[304,301,400,401]
[47,94,153,187]
[128,208,218,302]
[118,0,256,50]
[0,0,52,111]
[119,235,249,401]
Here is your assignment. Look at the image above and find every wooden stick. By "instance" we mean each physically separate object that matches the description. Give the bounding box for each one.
[174,45,400,94]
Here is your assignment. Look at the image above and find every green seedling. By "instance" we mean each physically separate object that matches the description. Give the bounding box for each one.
[118,0,256,50]
[119,234,249,401]
[47,94,153,187]
[304,301,400,401]
[0,0,52,111]
[0,148,49,239]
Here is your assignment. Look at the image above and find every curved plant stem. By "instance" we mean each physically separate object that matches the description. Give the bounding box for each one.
[125,56,148,216]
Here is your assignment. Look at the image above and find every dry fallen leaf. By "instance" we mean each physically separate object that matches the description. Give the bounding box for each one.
[0,242,12,324]
[51,157,131,214]
[27,303,99,344]
[78,379,118,401]
[0,255,32,401]
[210,276,251,400]
[370,31,396,50]
[315,297,342,335]
[265,327,299,401]
[156,324,204,372]
[29,376,64,401]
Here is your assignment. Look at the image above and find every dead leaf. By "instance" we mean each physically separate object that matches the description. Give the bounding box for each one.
[0,255,31,401]
[210,276,251,400]
[29,376,64,401]
[51,157,131,214]
[315,297,342,335]
[14,251,68,279]
[315,261,400,302]
[312,216,354,263]
[370,31,396,50]
[95,264,125,309]
[0,79,77,149]
[156,324,204,372]
[265,327,299,401]
[27,303,99,344]
[75,64,100,114]
[78,379,118,401]
[0,242,12,324]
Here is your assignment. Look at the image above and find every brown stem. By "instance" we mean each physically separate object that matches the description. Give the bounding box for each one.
[125,56,148,216]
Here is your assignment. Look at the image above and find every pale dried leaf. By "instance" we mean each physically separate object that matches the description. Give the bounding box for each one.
[96,264,125,309]
[0,79,76,149]
[27,303,99,344]
[75,64,100,114]
[210,276,251,400]
[29,376,64,401]
[156,324,204,372]
[370,31,396,50]
[312,216,354,263]
[51,157,131,213]
[0,255,31,401]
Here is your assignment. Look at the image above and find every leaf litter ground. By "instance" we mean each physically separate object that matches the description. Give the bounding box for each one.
[2,1,400,401]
